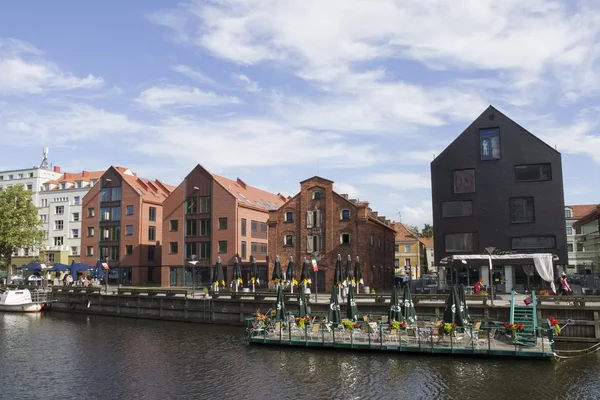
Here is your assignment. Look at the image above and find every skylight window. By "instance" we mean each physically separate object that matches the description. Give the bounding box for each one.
[136,188,145,195]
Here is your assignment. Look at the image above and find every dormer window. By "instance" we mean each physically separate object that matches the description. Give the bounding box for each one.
[60,183,66,189]
[312,190,324,200]
[565,209,572,218]
[340,209,350,220]
[285,211,294,222]
[76,181,82,188]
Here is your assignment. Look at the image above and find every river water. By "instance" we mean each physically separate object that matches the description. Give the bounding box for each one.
[1,312,599,400]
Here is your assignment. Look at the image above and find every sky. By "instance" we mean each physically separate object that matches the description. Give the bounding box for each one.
[1,0,599,228]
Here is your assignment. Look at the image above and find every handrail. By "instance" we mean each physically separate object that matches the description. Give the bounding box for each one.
[510,290,515,324]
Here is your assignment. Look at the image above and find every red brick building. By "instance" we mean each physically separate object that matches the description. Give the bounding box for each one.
[80,166,175,285]
[161,164,285,287]
[267,176,396,292]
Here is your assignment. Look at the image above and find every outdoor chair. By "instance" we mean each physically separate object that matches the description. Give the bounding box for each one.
[476,328,496,348]
[385,329,399,344]
[404,328,419,345]
[308,323,321,341]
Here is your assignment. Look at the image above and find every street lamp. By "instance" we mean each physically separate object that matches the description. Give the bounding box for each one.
[189,254,198,297]
[105,257,109,294]
[484,247,495,306]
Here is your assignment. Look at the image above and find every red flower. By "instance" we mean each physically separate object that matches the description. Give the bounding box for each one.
[388,321,393,327]
[305,316,311,321]
[504,324,510,328]
[452,324,458,329]
[401,321,407,327]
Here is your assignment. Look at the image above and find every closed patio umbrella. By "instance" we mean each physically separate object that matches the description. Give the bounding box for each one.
[345,255,354,286]
[232,257,242,291]
[275,285,286,322]
[401,283,417,324]
[297,286,308,318]
[272,255,283,285]
[94,260,108,280]
[346,285,359,321]
[389,285,404,322]
[214,256,225,290]
[354,256,363,292]
[457,284,471,322]
[328,287,341,326]
[300,258,311,288]
[287,256,297,288]
[442,286,466,327]
[249,257,259,292]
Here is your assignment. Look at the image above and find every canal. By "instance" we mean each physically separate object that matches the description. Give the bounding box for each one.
[1,312,599,400]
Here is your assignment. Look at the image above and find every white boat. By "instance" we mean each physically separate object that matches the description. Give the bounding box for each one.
[0,288,47,312]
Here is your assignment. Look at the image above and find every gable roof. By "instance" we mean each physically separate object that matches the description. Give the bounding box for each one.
[393,223,419,241]
[573,205,600,229]
[111,166,174,204]
[419,236,434,248]
[212,174,284,211]
[432,105,559,164]
[566,204,597,220]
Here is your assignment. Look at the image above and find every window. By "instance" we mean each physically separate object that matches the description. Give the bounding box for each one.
[100,188,110,202]
[47,254,55,262]
[261,243,267,254]
[41,199,48,207]
[18,173,23,179]
[251,242,258,254]
[169,242,178,254]
[251,220,258,232]
[55,206,64,215]
[8,174,12,179]
[566,227,573,236]
[284,235,294,247]
[312,190,324,200]
[510,198,534,223]
[75,181,82,188]
[100,226,120,241]
[91,179,98,187]
[511,236,556,250]
[60,183,66,189]
[241,218,247,236]
[241,241,247,259]
[54,220,63,230]
[170,220,178,232]
[453,169,475,194]
[54,236,64,246]
[218,241,227,253]
[26,184,32,191]
[404,244,411,253]
[111,207,121,221]
[198,196,211,213]
[88,227,94,237]
[394,244,399,253]
[200,219,210,236]
[285,211,294,222]
[88,208,95,217]
[72,229,79,238]
[126,205,134,215]
[72,212,80,222]
[575,227,582,235]
[340,233,350,245]
[126,225,133,235]
[148,246,155,261]
[73,196,81,205]
[261,222,267,234]
[577,242,584,252]
[199,242,210,259]
[100,246,119,261]
[218,217,228,230]
[185,197,197,214]
[126,245,133,255]
[442,201,473,218]
[565,209,572,218]
[149,207,156,222]
[148,226,156,241]
[567,243,574,252]
[480,127,501,160]
[71,247,79,256]
[515,164,551,182]
[111,187,121,201]
[100,207,110,221]
[370,234,374,246]
[341,209,350,220]
[87,246,94,256]
[186,219,197,236]
[185,242,196,259]
[445,233,478,252]
[40,214,47,223]
[378,237,381,248]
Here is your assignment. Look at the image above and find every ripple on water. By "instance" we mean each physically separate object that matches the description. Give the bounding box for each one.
[1,313,600,400]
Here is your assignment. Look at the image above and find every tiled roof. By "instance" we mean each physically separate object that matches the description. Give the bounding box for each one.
[113,166,174,204]
[419,237,434,248]
[394,223,419,241]
[566,204,598,220]
[573,205,600,229]
[213,175,284,211]
[43,170,104,189]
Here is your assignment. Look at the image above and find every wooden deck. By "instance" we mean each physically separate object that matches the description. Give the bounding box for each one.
[247,322,555,359]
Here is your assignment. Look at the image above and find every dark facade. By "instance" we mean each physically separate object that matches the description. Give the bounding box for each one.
[431,106,567,289]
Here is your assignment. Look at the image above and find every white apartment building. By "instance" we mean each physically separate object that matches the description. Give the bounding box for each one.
[565,204,597,271]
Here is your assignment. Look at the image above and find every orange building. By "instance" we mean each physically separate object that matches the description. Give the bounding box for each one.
[161,164,285,287]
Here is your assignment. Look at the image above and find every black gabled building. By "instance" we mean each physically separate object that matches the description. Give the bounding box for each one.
[431,105,567,293]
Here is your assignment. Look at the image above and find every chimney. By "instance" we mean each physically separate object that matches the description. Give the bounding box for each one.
[377,216,386,223]
[82,170,89,177]
[63,173,71,180]
[349,199,357,205]
[341,194,349,199]
[53,166,61,173]
[277,193,287,202]
[371,211,378,218]
[236,178,247,189]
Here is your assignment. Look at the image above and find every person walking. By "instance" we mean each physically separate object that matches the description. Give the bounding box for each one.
[474,278,484,294]
[560,273,572,296]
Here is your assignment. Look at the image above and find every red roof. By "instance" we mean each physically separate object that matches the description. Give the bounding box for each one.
[573,205,600,229]
[394,223,419,241]
[212,174,283,211]
[566,204,597,220]
[113,167,174,204]
[419,237,434,248]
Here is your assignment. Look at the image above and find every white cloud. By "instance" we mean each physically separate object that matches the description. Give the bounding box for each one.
[397,201,433,227]
[333,182,359,198]
[135,85,240,109]
[0,38,104,94]
[171,64,227,89]
[366,172,431,191]
[236,74,261,92]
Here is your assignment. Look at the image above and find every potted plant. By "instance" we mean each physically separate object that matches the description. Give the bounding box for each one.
[439,322,458,336]
[370,288,376,294]
[342,320,360,331]
[295,316,311,329]
[548,316,561,336]
[504,323,524,340]
[537,289,550,296]
[254,312,271,328]
[388,320,407,330]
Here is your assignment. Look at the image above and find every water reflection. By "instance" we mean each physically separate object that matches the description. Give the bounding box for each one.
[1,312,600,399]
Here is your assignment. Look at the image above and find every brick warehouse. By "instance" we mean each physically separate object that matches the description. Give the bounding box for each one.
[267,176,396,293]
[80,166,175,285]
[162,164,286,287]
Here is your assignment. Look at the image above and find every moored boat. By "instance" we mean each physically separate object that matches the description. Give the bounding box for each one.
[0,288,48,313]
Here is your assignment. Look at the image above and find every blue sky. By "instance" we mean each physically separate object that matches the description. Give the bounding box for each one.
[1,0,599,227]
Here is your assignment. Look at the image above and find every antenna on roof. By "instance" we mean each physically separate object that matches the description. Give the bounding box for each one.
[40,146,50,170]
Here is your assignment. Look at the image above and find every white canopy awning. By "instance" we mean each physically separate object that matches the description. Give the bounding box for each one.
[445,253,556,293]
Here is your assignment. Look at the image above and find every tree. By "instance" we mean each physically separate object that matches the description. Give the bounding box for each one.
[422,223,434,238]
[0,185,44,277]
[408,225,420,236]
